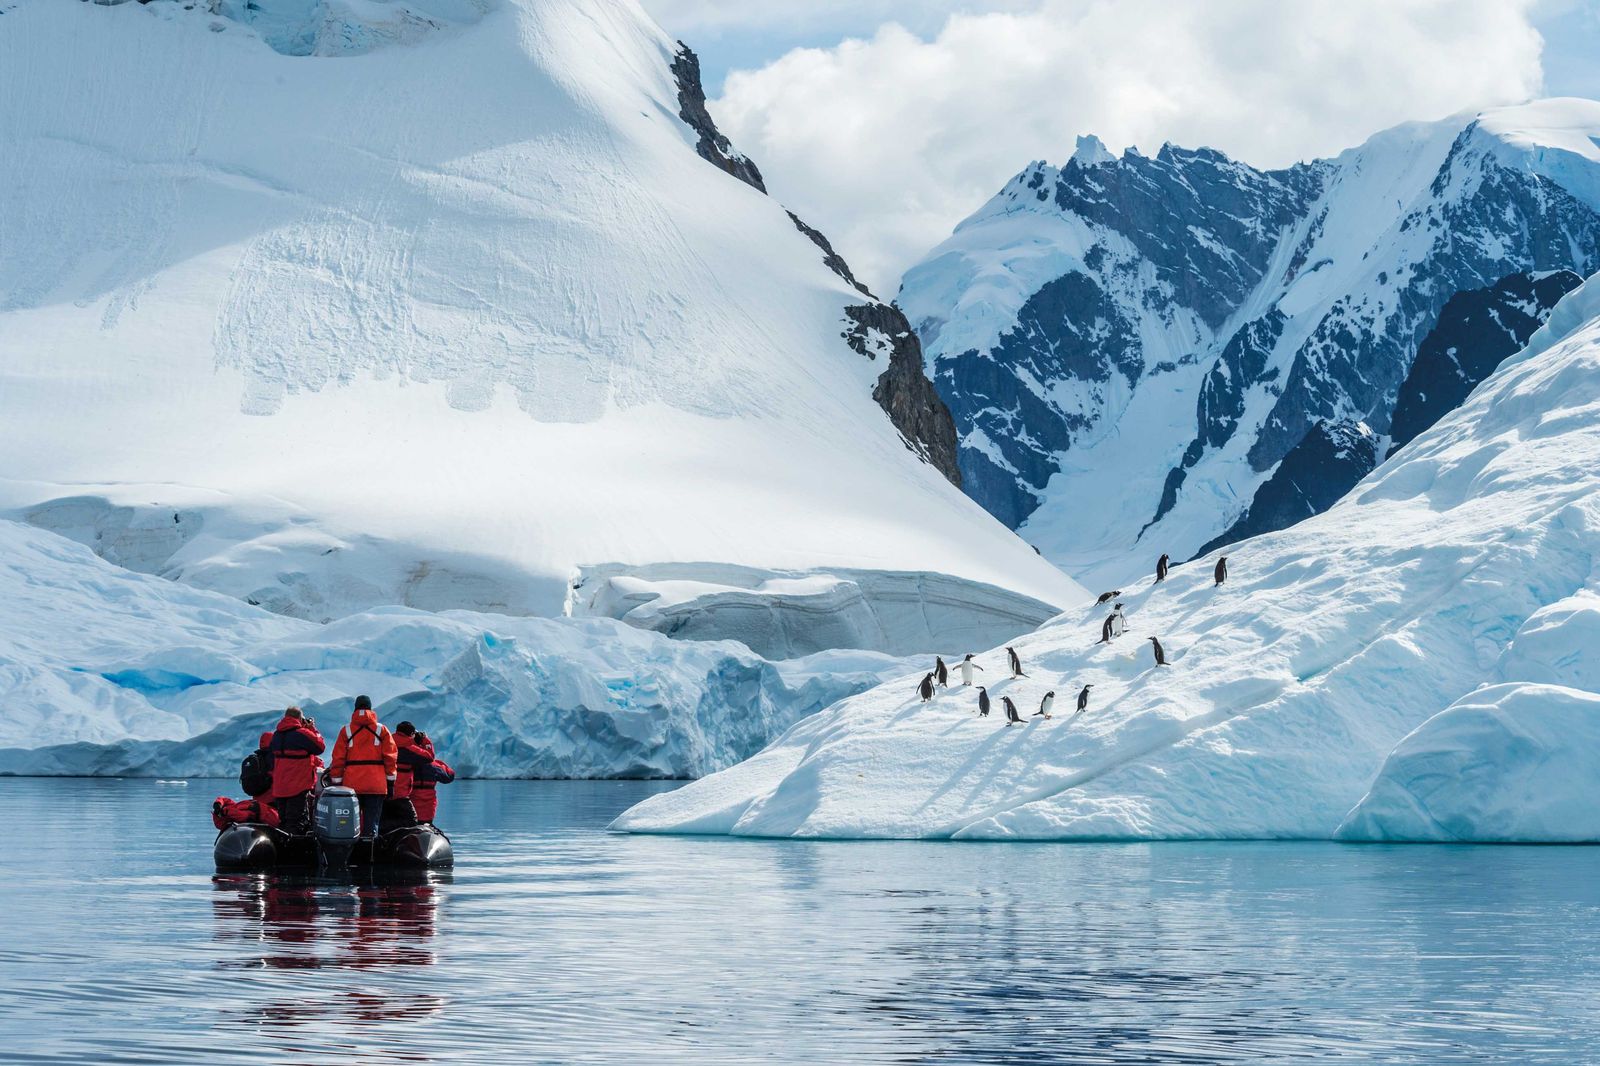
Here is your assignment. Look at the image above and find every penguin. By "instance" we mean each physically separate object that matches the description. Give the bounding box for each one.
[1075,684,1093,714]
[1109,602,1126,638]
[1095,589,1122,606]
[1149,636,1169,667]
[959,653,984,687]
[1002,696,1023,726]
[1214,556,1228,586]
[1156,554,1170,583]
[934,656,949,688]
[1099,613,1116,644]
[977,686,991,717]
[918,672,935,702]
[1007,645,1026,678]
[1034,690,1055,719]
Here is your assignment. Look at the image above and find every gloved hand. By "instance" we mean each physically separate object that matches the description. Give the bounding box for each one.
[386,776,395,798]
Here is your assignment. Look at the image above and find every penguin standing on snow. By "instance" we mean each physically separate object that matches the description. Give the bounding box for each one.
[1075,684,1093,715]
[1099,613,1116,644]
[959,653,984,687]
[1002,696,1023,726]
[977,686,991,717]
[935,656,949,688]
[1156,554,1170,583]
[1110,602,1127,638]
[918,673,935,702]
[1214,556,1228,586]
[1007,646,1026,678]
[1149,636,1170,667]
[1034,691,1055,719]
[1095,589,1122,606]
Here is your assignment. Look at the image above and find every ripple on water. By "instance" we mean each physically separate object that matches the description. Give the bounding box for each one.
[3,778,1600,1063]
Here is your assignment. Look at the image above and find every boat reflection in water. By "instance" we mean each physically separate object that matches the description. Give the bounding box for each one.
[210,870,451,1027]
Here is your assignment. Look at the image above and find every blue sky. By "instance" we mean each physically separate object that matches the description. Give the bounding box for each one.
[639,1,1600,290]
[647,1,1600,99]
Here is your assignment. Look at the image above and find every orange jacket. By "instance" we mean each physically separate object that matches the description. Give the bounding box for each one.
[330,709,397,796]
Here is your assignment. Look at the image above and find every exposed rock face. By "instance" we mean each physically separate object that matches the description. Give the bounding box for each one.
[1197,419,1379,556]
[844,303,962,485]
[788,211,873,298]
[1389,269,1584,455]
[669,42,960,487]
[900,102,1600,585]
[670,44,766,193]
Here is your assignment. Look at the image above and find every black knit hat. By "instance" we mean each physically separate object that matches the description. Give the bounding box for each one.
[396,721,416,736]
[354,695,372,711]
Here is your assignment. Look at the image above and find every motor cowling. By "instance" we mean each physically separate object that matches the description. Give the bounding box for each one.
[315,785,359,841]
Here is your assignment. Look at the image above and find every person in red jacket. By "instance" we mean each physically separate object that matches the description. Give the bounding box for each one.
[248,732,275,800]
[392,721,431,817]
[268,707,325,833]
[410,731,454,825]
[330,695,397,840]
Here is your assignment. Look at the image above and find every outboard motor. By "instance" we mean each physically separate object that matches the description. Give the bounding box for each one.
[314,785,360,868]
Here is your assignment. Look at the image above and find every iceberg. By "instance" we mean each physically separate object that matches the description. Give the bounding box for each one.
[1337,684,1600,843]
[615,277,1600,840]
[0,519,913,778]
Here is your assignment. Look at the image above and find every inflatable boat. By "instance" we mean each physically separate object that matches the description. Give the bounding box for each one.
[213,822,453,872]
[214,786,453,871]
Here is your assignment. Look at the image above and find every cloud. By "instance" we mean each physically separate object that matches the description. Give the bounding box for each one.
[705,0,1546,293]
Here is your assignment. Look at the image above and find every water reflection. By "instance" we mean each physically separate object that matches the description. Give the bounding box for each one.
[8,779,1600,1064]
[212,871,449,972]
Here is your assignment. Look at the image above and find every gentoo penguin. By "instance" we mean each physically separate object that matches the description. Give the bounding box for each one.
[1099,614,1116,644]
[1034,691,1055,719]
[1002,696,1023,726]
[1007,645,1026,678]
[1095,589,1122,606]
[1149,636,1169,667]
[935,656,949,688]
[1109,602,1126,638]
[1156,554,1170,583]
[959,653,984,687]
[1076,684,1093,714]
[918,672,935,701]
[1214,556,1228,586]
[977,686,991,716]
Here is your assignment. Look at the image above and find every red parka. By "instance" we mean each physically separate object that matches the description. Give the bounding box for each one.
[213,796,281,830]
[268,714,326,798]
[330,708,397,796]
[393,733,435,800]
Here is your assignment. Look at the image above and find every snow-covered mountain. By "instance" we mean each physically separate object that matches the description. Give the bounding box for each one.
[615,274,1600,841]
[900,102,1600,588]
[0,0,1077,626]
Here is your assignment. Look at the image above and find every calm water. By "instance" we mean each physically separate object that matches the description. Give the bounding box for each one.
[4,779,1600,1063]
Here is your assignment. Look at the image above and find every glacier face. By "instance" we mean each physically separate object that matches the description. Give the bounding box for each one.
[614,277,1600,841]
[0,0,1076,623]
[0,517,913,778]
[900,101,1600,588]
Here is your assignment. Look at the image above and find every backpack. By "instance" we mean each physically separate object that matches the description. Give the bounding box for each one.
[240,748,273,797]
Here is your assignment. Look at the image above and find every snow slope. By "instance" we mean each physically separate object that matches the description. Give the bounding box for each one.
[0,517,913,777]
[900,102,1600,589]
[0,0,1077,622]
[615,277,1600,840]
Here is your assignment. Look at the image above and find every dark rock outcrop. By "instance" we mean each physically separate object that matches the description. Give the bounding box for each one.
[789,211,873,298]
[670,44,766,193]
[1388,269,1583,455]
[668,42,960,487]
[844,303,962,487]
[1197,419,1380,556]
